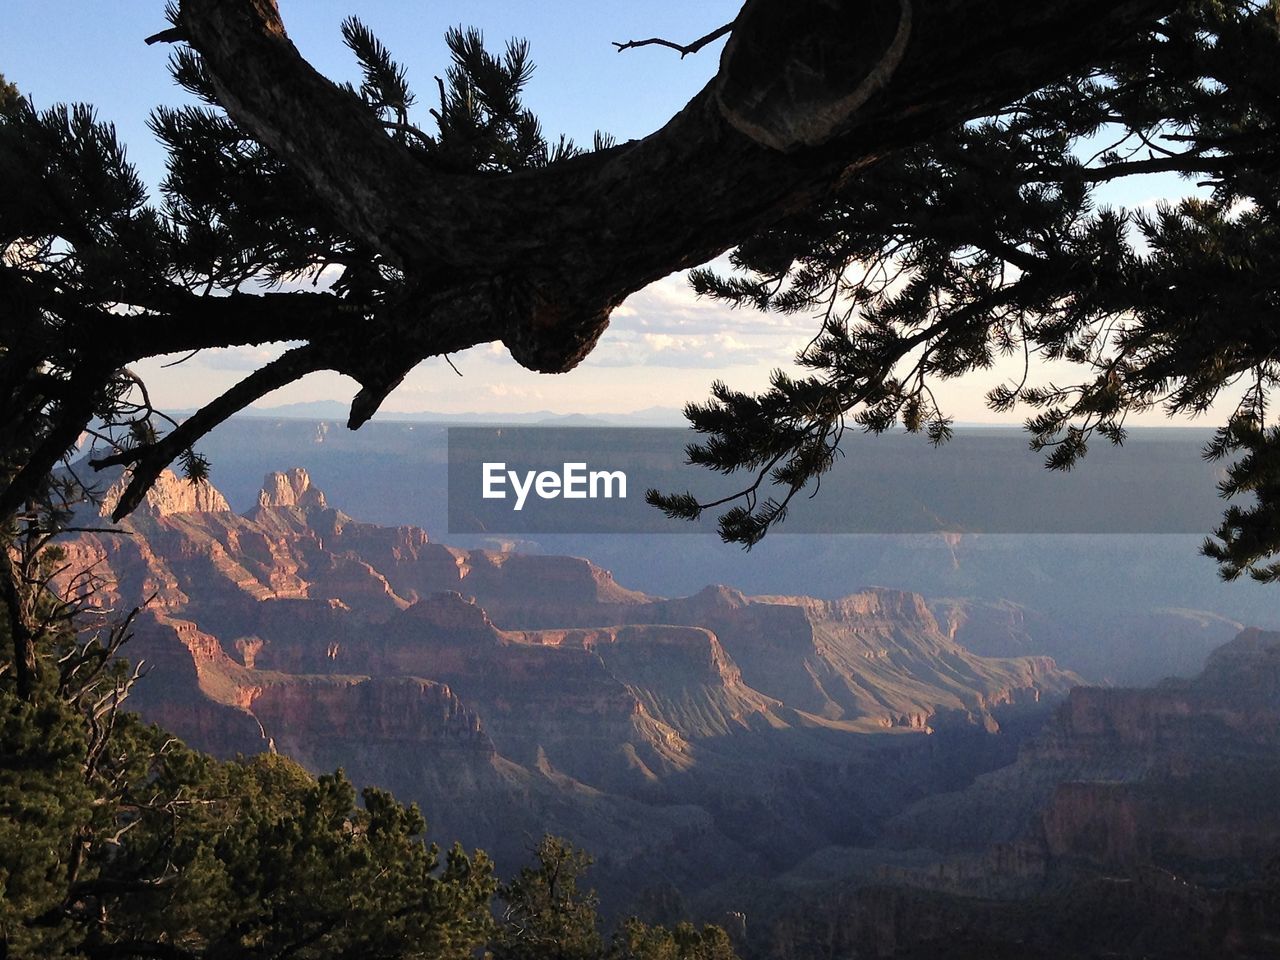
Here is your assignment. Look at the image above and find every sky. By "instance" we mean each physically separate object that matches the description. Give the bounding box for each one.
[1,3,1218,423]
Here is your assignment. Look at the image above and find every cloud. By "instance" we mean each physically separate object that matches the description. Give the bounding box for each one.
[183,344,291,372]
[483,382,545,400]
[612,271,811,339]
[271,264,344,294]
[585,326,808,369]
[569,270,818,369]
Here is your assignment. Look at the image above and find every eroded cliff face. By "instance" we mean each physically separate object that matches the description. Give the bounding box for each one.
[628,585,1074,731]
[933,596,1246,685]
[880,629,1280,862]
[754,629,1280,958]
[256,466,327,510]
[97,465,232,518]
[58,463,1084,909]
[1033,629,1280,872]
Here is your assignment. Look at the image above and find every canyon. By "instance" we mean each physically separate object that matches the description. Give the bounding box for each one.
[60,462,1280,956]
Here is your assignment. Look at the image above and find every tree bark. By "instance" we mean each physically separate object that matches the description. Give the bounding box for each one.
[0,547,39,701]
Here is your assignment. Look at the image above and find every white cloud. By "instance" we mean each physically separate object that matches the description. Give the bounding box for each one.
[193,345,290,372]
[613,271,810,338]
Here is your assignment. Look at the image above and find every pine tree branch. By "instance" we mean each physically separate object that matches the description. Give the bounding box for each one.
[664,280,1032,542]
[109,290,354,362]
[89,345,330,520]
[0,364,116,523]
[0,547,40,701]
[144,26,188,46]
[171,0,1184,376]
[0,0,1189,527]
[81,283,514,513]
[612,22,735,58]
[1044,150,1270,184]
[11,269,359,368]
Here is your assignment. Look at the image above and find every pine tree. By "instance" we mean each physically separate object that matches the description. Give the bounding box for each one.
[494,837,604,960]
[1,57,745,958]
[611,919,738,960]
[490,836,740,960]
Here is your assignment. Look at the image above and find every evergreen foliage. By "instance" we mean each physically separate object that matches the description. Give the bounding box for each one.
[650,0,1280,571]
[0,75,18,116]
[492,837,740,960]
[611,920,738,960]
[495,837,604,960]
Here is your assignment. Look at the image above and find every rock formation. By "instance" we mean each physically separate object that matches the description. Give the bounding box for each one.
[55,463,1090,919]
[753,629,1280,958]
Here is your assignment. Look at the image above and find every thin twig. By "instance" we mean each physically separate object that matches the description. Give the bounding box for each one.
[613,22,734,58]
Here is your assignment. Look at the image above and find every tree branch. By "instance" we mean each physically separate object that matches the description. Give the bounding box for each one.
[90,345,330,520]
[0,547,39,701]
[11,269,358,367]
[109,290,356,362]
[0,363,115,522]
[170,0,483,269]
[612,22,735,58]
[170,0,1183,378]
[1066,150,1268,184]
